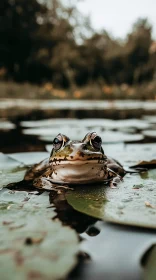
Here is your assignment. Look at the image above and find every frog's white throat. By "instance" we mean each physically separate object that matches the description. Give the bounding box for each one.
[50,162,108,184]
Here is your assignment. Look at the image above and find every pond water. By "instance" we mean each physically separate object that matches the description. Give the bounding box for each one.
[1,98,156,119]
[0,101,156,280]
[0,114,156,153]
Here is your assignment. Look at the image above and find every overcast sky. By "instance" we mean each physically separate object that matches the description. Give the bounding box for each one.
[77,0,156,39]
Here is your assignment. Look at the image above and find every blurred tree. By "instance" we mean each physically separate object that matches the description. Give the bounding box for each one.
[125,18,153,83]
[0,0,155,88]
[0,0,92,85]
[0,0,48,81]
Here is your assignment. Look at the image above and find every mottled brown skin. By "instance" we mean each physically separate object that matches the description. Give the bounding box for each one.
[24,132,125,189]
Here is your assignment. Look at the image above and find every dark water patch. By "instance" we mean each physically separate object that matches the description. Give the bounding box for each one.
[49,190,98,234]
[0,129,45,153]
[86,226,100,237]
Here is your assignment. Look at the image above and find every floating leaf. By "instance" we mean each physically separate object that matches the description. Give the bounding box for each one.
[0,152,52,190]
[20,118,79,128]
[143,246,156,280]
[8,152,49,166]
[21,118,148,144]
[0,189,79,280]
[104,144,156,167]
[131,160,156,168]
[143,115,156,124]
[66,169,156,229]
[22,127,89,142]
[145,201,156,209]
[143,130,156,139]
[0,153,27,190]
[0,120,15,131]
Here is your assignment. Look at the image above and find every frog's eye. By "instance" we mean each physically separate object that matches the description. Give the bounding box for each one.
[52,134,70,151]
[90,133,102,150]
[53,134,64,150]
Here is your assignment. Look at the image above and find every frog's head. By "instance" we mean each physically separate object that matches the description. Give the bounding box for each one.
[49,132,108,184]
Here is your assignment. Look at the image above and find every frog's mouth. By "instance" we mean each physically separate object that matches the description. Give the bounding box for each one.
[52,159,106,166]
[52,157,107,166]
[51,160,108,184]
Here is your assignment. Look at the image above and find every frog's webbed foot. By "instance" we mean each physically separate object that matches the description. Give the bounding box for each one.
[107,167,123,188]
[33,177,55,190]
[109,176,122,188]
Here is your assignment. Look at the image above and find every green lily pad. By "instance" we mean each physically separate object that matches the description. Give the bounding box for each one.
[104,143,156,167]
[0,152,49,190]
[0,153,22,170]
[8,152,49,166]
[66,169,156,229]
[0,189,79,280]
[144,246,156,280]
[0,153,27,190]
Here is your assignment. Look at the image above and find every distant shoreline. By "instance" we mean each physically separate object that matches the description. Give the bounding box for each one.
[0,81,156,101]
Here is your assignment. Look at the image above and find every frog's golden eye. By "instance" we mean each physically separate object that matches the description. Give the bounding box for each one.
[52,134,70,151]
[90,132,102,150]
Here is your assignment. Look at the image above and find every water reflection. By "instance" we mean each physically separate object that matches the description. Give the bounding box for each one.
[49,190,99,234]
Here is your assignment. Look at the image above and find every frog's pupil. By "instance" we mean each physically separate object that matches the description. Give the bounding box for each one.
[92,136,102,149]
[54,138,59,144]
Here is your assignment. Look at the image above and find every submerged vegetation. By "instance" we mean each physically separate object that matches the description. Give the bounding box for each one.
[0,0,156,99]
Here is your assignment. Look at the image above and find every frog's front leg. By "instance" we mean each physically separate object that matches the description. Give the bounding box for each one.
[33,176,56,190]
[24,158,50,181]
[33,176,73,191]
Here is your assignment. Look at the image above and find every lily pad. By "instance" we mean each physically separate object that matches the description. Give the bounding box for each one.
[100,131,143,143]
[144,246,156,280]
[0,153,26,190]
[0,120,15,130]
[8,152,49,166]
[22,127,88,142]
[0,152,50,190]
[66,169,156,229]
[86,118,150,131]
[143,130,156,139]
[0,153,22,170]
[0,189,79,280]
[20,118,79,128]
[21,118,146,144]
[143,115,156,124]
[131,160,156,168]
[104,143,156,167]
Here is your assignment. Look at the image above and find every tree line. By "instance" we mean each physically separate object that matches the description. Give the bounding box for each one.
[0,0,156,88]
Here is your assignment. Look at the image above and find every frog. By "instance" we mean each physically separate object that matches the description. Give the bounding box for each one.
[24,132,125,190]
